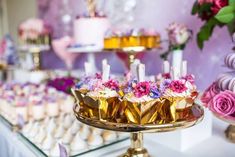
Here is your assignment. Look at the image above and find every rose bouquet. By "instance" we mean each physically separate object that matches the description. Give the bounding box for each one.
[192,0,235,49]
[161,22,192,60]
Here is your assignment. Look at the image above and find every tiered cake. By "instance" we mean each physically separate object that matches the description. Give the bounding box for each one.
[73,15,110,49]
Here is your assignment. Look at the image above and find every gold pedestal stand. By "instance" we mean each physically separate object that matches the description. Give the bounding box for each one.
[214,113,235,143]
[31,49,41,70]
[74,104,204,157]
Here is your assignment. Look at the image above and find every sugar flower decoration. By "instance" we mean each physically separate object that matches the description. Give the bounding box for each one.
[133,81,151,98]
[169,80,187,93]
[103,79,119,90]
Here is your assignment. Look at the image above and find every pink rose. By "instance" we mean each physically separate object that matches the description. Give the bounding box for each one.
[198,0,213,5]
[208,90,235,116]
[169,80,187,93]
[201,82,220,105]
[133,81,150,98]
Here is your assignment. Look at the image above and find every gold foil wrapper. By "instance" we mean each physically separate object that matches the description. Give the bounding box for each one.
[72,88,197,125]
[122,98,176,125]
[72,89,122,121]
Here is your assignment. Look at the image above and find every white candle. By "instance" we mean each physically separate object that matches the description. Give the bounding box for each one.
[171,67,180,80]
[181,60,187,77]
[172,49,183,77]
[130,59,140,78]
[163,60,170,73]
[84,62,93,76]
[102,64,110,82]
[102,59,108,66]
[138,64,145,82]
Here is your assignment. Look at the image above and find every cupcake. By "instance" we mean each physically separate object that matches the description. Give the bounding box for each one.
[45,97,59,117]
[31,100,45,120]
[60,94,74,113]
[74,61,123,121]
[72,73,102,118]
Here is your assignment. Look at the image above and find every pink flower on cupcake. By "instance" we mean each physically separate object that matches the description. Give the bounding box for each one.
[201,82,220,105]
[169,80,187,93]
[103,79,119,90]
[133,81,150,98]
[208,90,235,116]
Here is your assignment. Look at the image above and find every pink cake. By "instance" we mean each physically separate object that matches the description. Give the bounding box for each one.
[73,17,110,49]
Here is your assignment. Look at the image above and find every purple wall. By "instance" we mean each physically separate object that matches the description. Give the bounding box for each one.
[37,0,234,90]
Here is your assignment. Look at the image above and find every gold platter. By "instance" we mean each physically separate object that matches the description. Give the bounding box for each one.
[74,104,204,157]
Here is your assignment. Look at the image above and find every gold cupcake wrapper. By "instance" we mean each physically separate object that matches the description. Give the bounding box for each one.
[72,89,122,121]
[72,88,196,124]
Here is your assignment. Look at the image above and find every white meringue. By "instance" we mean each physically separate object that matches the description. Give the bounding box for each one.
[87,133,103,146]
[28,122,39,138]
[79,125,90,140]
[47,118,57,134]
[70,121,80,135]
[102,131,117,142]
[62,128,73,144]
[34,127,46,144]
[41,133,54,150]
[49,143,60,157]
[90,127,103,135]
[54,125,65,139]
[70,133,87,154]
[63,114,73,129]
[22,120,33,135]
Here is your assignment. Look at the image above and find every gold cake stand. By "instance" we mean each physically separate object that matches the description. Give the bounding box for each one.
[214,113,235,143]
[74,104,204,157]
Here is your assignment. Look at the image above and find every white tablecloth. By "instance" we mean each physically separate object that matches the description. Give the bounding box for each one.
[0,117,235,157]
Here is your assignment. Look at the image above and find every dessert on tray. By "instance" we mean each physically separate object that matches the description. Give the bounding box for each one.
[21,114,127,156]
[201,52,235,120]
[18,18,51,47]
[73,13,110,50]
[0,83,74,125]
[104,28,161,50]
[72,59,199,125]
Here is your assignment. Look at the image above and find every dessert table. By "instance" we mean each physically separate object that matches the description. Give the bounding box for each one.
[0,116,235,157]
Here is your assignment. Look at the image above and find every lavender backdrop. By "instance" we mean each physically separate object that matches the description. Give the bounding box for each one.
[37,0,234,90]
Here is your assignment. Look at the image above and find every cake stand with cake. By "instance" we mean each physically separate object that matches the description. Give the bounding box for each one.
[72,59,204,157]
[18,18,51,70]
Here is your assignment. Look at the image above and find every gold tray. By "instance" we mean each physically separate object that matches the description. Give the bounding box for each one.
[74,104,204,157]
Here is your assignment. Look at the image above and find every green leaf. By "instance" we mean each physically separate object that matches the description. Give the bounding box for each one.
[215,6,235,23]
[196,18,218,49]
[227,19,235,35]
[192,1,199,15]
[229,0,235,6]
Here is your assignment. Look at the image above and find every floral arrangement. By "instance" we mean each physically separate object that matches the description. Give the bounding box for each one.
[18,18,51,40]
[161,22,192,60]
[201,82,235,119]
[75,73,120,91]
[124,74,196,99]
[47,77,77,94]
[192,0,235,49]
